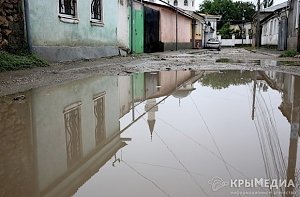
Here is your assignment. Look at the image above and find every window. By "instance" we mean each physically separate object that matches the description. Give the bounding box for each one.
[59,0,77,17]
[184,0,188,6]
[91,0,103,23]
[174,0,178,6]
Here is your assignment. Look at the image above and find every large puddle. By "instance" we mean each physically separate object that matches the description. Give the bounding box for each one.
[1,70,300,197]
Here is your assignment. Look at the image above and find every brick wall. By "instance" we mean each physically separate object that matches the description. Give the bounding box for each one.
[0,0,26,51]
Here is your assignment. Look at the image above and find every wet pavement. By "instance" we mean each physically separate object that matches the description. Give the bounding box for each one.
[1,69,300,197]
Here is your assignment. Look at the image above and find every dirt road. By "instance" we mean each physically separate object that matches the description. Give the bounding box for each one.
[1,48,300,96]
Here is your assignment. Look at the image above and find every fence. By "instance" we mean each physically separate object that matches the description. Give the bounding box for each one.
[218,35,252,47]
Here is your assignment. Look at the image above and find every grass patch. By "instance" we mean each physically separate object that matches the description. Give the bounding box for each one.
[280,50,298,57]
[0,51,48,72]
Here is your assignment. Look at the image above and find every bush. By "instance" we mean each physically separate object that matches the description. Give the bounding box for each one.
[280,50,298,57]
[0,51,48,72]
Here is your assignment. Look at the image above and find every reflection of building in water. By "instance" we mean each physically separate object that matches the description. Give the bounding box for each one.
[119,70,198,120]
[260,71,300,196]
[145,99,158,141]
[0,76,126,197]
[172,72,203,104]
[0,70,208,197]
[146,71,195,99]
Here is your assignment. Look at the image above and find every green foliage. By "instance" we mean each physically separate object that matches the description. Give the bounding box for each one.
[0,51,48,72]
[218,22,234,39]
[198,0,255,29]
[263,0,274,8]
[280,50,298,57]
[200,70,253,89]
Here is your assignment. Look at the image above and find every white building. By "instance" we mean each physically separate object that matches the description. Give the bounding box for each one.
[143,0,196,11]
[259,2,288,47]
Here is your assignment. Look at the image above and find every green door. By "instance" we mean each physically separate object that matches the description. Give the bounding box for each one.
[133,9,144,53]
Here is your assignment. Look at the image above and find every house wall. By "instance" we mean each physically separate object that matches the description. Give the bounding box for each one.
[32,76,120,191]
[145,4,192,50]
[261,17,279,46]
[117,0,130,49]
[27,0,119,61]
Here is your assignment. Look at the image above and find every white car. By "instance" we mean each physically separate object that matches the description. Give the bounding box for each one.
[206,38,221,51]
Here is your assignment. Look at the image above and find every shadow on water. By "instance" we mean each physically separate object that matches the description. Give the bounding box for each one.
[0,69,300,197]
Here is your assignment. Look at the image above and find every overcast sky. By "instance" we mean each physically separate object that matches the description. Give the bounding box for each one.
[194,0,286,10]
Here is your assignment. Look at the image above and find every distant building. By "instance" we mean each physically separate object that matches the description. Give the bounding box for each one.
[143,0,196,11]
[252,2,288,50]
[199,14,221,46]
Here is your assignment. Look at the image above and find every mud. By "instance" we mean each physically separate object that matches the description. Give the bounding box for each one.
[0,48,300,96]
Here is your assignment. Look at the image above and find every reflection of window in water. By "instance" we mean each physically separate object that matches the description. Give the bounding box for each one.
[63,102,82,168]
[94,93,106,146]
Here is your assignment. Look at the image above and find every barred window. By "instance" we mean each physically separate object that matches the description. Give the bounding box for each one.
[174,0,178,6]
[184,0,188,6]
[91,0,103,21]
[59,0,77,17]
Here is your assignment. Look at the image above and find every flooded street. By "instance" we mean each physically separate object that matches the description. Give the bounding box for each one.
[1,69,300,197]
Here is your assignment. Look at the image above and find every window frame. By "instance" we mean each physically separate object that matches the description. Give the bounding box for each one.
[58,0,79,23]
[174,0,178,6]
[90,0,104,26]
[184,0,188,6]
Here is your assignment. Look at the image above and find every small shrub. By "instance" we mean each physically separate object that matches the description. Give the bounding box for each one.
[280,50,298,57]
[0,51,48,72]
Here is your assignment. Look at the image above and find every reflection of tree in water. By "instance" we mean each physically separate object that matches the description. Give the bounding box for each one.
[200,71,253,89]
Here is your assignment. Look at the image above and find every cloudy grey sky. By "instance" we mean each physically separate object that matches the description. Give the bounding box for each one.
[194,0,286,10]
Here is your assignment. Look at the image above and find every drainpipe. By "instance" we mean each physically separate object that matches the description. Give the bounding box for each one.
[130,0,134,53]
[192,19,196,48]
[23,0,32,52]
[176,10,178,51]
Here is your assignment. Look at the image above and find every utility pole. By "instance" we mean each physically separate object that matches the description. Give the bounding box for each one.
[251,71,257,120]
[255,0,261,47]
[176,10,178,51]
[242,10,245,46]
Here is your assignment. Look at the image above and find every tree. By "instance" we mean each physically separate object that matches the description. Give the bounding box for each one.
[198,0,255,29]
[200,71,253,89]
[218,22,234,38]
[263,0,274,8]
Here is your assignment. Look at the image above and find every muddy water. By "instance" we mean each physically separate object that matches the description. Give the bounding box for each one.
[0,70,299,197]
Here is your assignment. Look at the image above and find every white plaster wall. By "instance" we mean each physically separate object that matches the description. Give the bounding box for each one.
[117,0,130,48]
[144,0,196,11]
[261,18,279,45]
